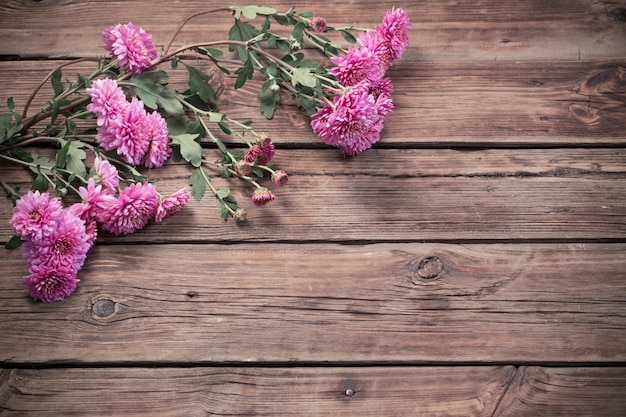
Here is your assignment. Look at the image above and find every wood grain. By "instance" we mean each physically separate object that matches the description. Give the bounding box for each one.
[1,243,625,364]
[1,0,625,61]
[3,147,625,243]
[0,366,514,416]
[1,59,624,146]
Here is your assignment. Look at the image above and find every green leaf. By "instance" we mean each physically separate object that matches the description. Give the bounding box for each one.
[31,171,49,192]
[7,97,15,112]
[171,133,203,167]
[234,58,254,89]
[231,5,277,20]
[216,187,231,200]
[51,69,63,97]
[290,67,317,88]
[208,111,224,123]
[183,63,216,105]
[123,71,184,116]
[28,153,55,175]
[258,81,279,119]
[64,141,87,179]
[189,168,206,201]
[4,234,24,250]
[339,30,357,44]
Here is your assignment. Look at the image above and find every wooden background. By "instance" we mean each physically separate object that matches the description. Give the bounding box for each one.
[1,0,626,415]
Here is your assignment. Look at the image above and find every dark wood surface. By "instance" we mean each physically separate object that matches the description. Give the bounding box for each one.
[1,1,625,415]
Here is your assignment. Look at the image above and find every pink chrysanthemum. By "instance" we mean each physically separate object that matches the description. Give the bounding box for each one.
[142,110,171,168]
[23,263,79,303]
[244,142,275,165]
[311,81,381,156]
[24,210,91,273]
[97,182,158,235]
[311,17,327,33]
[86,78,128,126]
[93,156,119,193]
[71,178,107,222]
[102,22,157,74]
[376,7,411,62]
[252,187,276,206]
[97,97,151,165]
[10,191,63,242]
[330,44,383,86]
[155,188,191,223]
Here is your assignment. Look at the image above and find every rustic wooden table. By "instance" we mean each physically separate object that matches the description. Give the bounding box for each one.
[1,0,626,415]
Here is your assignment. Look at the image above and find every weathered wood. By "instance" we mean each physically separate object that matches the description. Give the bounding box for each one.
[1,59,624,146]
[0,366,515,416]
[2,148,625,243]
[1,0,625,61]
[494,366,626,416]
[1,243,625,364]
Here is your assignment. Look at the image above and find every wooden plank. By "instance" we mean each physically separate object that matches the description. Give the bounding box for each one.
[1,243,625,364]
[1,59,624,147]
[494,366,626,416]
[1,366,626,417]
[1,0,625,61]
[0,366,515,416]
[1,148,625,243]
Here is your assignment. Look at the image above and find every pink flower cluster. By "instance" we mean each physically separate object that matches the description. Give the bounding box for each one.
[86,78,171,168]
[311,8,410,156]
[10,157,190,303]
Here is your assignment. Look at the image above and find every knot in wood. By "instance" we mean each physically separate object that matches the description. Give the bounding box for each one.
[416,256,444,280]
[92,299,116,318]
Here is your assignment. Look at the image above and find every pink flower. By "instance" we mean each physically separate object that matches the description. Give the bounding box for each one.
[330,44,383,86]
[10,191,63,242]
[376,7,410,62]
[97,97,151,165]
[86,78,128,126]
[155,188,191,222]
[142,110,171,168]
[97,182,158,235]
[252,187,276,206]
[244,143,275,165]
[102,22,157,74]
[23,263,79,303]
[93,156,119,193]
[24,210,91,273]
[71,178,107,222]
[311,81,379,156]
[311,17,327,33]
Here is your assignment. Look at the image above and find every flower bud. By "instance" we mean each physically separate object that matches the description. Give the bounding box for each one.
[311,17,327,33]
[234,208,247,222]
[256,133,272,148]
[252,187,276,206]
[235,160,252,176]
[272,170,289,187]
[269,83,280,93]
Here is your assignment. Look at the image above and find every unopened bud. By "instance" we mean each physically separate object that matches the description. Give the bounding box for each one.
[234,208,247,222]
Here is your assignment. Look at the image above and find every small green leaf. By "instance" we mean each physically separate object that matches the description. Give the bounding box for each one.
[208,112,224,123]
[4,234,24,250]
[339,30,357,44]
[189,168,206,201]
[258,81,279,119]
[171,133,203,167]
[231,5,277,20]
[183,63,216,105]
[7,97,15,112]
[31,171,49,192]
[216,187,231,200]
[51,69,63,97]
[290,67,317,88]
[234,58,254,89]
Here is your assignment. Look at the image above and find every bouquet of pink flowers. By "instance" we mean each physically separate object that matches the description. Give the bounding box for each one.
[0,5,410,302]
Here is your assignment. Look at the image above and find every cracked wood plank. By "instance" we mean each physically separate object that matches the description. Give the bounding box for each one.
[1,243,625,364]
